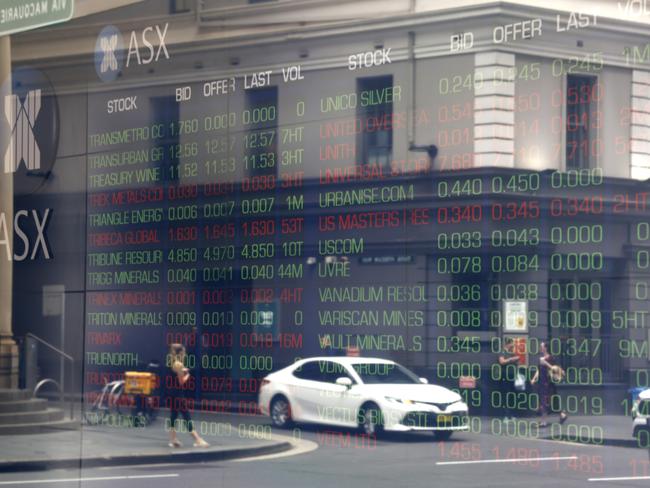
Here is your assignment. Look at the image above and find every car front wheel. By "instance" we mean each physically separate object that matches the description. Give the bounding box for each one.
[359,403,383,436]
[270,396,293,429]
[635,427,650,448]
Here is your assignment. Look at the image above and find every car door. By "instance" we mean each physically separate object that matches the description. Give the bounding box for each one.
[289,361,330,423]
[316,361,361,427]
[289,360,358,426]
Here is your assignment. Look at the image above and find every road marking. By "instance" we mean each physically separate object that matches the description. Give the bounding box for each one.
[436,456,578,466]
[589,476,650,482]
[98,463,181,470]
[0,474,179,485]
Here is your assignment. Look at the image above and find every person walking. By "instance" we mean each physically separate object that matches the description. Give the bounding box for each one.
[531,340,567,428]
[167,343,209,448]
[497,337,520,422]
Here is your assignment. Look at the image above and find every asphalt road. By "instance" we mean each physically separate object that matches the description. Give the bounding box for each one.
[1,414,650,488]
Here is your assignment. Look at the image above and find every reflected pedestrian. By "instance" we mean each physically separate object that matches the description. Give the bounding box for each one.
[167,343,209,448]
[531,340,567,428]
[497,337,520,422]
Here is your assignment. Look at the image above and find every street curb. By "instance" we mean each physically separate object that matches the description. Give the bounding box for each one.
[0,440,292,473]
[541,435,639,449]
[474,416,638,449]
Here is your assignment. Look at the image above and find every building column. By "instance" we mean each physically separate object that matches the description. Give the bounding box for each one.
[474,52,515,168]
[0,35,17,389]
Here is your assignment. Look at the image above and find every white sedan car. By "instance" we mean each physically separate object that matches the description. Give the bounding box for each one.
[258,356,469,439]
[632,388,650,446]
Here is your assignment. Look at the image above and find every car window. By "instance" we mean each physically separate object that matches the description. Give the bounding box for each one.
[319,361,353,384]
[639,399,650,417]
[353,363,421,384]
[292,361,324,381]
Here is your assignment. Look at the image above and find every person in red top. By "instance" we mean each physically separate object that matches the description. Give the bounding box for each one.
[167,343,209,448]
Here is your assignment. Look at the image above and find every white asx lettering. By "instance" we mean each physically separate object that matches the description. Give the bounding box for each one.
[126,23,170,67]
[0,209,52,261]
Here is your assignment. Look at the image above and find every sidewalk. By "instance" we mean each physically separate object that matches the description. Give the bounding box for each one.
[541,414,635,447]
[484,414,636,448]
[0,414,292,472]
[0,412,639,473]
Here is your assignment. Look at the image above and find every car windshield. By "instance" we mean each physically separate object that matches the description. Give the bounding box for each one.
[640,400,650,417]
[352,363,422,384]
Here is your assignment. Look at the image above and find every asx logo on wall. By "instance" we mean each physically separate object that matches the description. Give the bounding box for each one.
[1,68,59,187]
[0,68,56,261]
[0,208,52,262]
[4,89,41,174]
[95,23,170,82]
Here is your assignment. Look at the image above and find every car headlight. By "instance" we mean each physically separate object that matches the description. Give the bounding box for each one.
[385,396,415,405]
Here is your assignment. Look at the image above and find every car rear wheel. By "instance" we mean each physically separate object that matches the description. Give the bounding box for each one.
[359,403,383,436]
[635,427,650,448]
[270,396,293,429]
[433,430,453,441]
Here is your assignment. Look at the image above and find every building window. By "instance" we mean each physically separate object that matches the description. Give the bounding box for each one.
[170,0,192,13]
[357,75,393,167]
[245,86,278,177]
[566,74,598,170]
[548,278,622,382]
[151,96,180,182]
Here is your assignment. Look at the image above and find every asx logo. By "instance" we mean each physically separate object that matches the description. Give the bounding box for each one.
[95,25,124,82]
[95,23,170,82]
[0,67,58,184]
[4,89,41,174]
[100,34,119,73]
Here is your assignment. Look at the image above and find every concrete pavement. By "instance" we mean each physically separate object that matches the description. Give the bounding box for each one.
[0,413,292,472]
[0,409,641,473]
[535,414,636,447]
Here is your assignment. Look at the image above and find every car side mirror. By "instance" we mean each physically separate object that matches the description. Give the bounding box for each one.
[336,377,353,388]
[419,377,429,384]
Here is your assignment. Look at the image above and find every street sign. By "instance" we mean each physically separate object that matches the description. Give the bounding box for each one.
[42,284,64,316]
[503,299,528,333]
[459,376,476,389]
[0,0,74,37]
[346,346,360,357]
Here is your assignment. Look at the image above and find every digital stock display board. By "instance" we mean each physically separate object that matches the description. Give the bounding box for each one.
[83,70,431,416]
[80,53,650,446]
[11,2,650,484]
